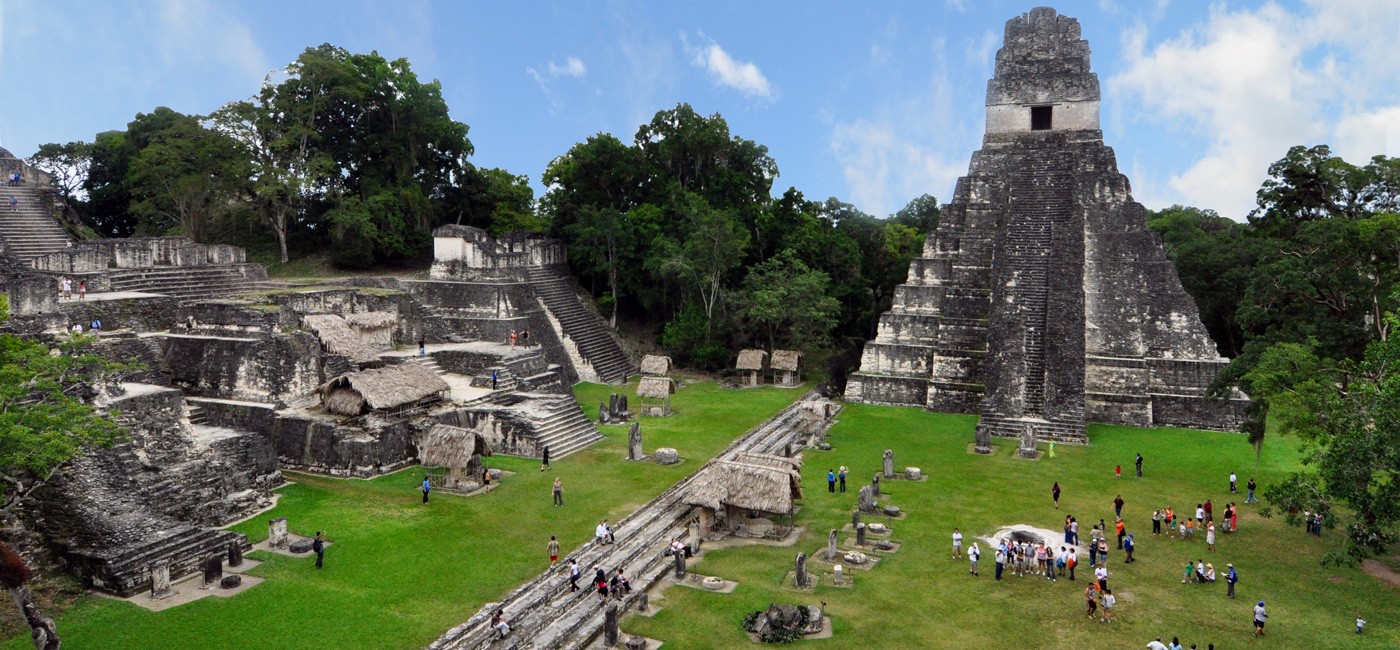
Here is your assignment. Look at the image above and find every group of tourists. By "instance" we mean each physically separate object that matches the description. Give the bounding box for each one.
[6,171,22,186]
[56,276,86,301]
[1301,509,1326,536]
[508,328,531,350]
[825,465,848,493]
[982,536,1088,585]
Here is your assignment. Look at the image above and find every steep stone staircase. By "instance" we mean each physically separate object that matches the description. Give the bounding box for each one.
[462,391,603,460]
[107,264,268,301]
[523,267,633,384]
[0,184,73,263]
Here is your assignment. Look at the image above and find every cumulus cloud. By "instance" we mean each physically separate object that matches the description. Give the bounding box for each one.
[547,56,587,79]
[1111,1,1400,218]
[682,33,774,101]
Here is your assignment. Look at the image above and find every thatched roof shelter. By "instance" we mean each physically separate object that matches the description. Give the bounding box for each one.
[736,349,768,371]
[729,451,801,471]
[317,363,450,415]
[345,311,397,329]
[636,376,677,398]
[771,350,801,372]
[420,424,492,468]
[639,355,672,376]
[684,458,803,515]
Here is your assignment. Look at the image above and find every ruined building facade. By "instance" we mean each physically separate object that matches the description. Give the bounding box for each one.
[845,7,1249,441]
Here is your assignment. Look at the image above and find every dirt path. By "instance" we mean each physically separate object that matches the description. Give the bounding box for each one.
[1361,558,1400,588]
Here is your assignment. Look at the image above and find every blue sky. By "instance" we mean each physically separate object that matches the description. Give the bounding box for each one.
[1,1,1396,220]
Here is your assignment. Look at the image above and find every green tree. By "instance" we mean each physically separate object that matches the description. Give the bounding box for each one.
[1149,205,1266,356]
[891,193,941,232]
[125,108,249,240]
[736,251,841,352]
[653,193,749,341]
[28,141,92,206]
[84,130,138,237]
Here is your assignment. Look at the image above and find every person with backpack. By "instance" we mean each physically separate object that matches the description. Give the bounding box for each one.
[1226,563,1238,599]
[421,475,431,503]
[1066,547,1078,580]
[312,531,326,569]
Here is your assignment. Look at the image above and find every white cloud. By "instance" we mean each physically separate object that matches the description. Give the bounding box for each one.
[1111,2,1400,218]
[682,33,774,101]
[547,56,587,79]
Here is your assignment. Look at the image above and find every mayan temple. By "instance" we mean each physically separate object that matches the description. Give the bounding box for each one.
[844,7,1250,442]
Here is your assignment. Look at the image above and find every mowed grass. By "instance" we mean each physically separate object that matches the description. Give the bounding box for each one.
[625,403,1400,649]
[2,382,802,650]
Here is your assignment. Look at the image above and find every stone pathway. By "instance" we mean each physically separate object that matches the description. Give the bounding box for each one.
[428,392,838,650]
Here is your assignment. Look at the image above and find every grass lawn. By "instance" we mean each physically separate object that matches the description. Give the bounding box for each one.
[625,403,1400,649]
[2,382,802,650]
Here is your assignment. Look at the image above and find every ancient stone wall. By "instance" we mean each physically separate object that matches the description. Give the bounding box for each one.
[160,331,325,404]
[430,225,567,281]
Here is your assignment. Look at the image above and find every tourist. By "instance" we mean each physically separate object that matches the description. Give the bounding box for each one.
[1063,516,1072,544]
[90,318,102,332]
[1357,615,1365,634]
[482,467,491,487]
[1229,471,1238,494]
[509,329,517,350]
[1115,517,1126,549]
[421,475,431,503]
[595,520,613,545]
[1169,638,1183,650]
[1052,481,1061,508]
[548,535,560,567]
[1246,478,1258,503]
[541,446,551,472]
[1036,542,1048,576]
[1100,588,1115,622]
[1048,440,1055,458]
[610,568,631,596]
[1253,601,1268,636]
[1153,509,1163,535]
[1195,504,1205,527]
[1165,506,1175,532]
[1183,559,1195,583]
[1088,529,1099,566]
[594,567,609,602]
[1146,637,1169,650]
[1094,564,1108,591]
[1202,563,1216,582]
[1115,464,1122,479]
[1194,558,1207,583]
[77,280,86,300]
[1114,494,1125,518]
[1313,512,1324,536]
[1206,522,1216,552]
[968,542,979,576]
[490,609,510,639]
[1097,537,1109,564]
[952,528,963,558]
[492,369,498,390]
[1136,452,1144,477]
[1085,584,1098,618]
[1182,518,1193,540]
[8,195,16,212]
[1229,503,1238,532]
[313,531,325,569]
[568,559,581,591]
[1204,499,1213,521]
[827,468,836,493]
[418,334,426,356]
[1226,563,1238,599]
[1045,545,1057,581]
[1066,547,1077,580]
[520,329,529,347]
[994,545,1005,580]
[1124,533,1136,563]
[1070,517,1079,545]
[553,477,564,506]
[71,323,82,335]
[838,465,847,492]
[62,276,72,301]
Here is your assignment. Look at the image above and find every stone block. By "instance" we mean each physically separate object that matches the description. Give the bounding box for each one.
[654,448,679,465]
[220,575,242,589]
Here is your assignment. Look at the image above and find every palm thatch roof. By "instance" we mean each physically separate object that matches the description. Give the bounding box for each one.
[729,451,802,471]
[771,350,802,372]
[639,355,672,376]
[683,458,803,515]
[736,349,768,371]
[345,311,397,329]
[420,424,492,468]
[302,314,380,363]
[636,376,676,399]
[316,363,450,414]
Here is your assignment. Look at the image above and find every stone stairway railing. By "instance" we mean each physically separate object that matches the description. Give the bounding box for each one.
[430,393,833,649]
[523,267,633,384]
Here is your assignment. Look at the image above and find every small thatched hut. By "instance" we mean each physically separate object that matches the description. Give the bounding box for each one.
[639,354,672,376]
[770,350,802,387]
[420,424,493,490]
[636,376,676,417]
[684,453,803,539]
[736,349,768,387]
[317,363,450,416]
[302,311,398,364]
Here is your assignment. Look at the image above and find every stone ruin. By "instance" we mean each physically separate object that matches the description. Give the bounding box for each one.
[0,211,635,597]
[844,7,1251,443]
[744,603,825,643]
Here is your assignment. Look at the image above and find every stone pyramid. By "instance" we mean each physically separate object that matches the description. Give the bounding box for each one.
[844,7,1249,443]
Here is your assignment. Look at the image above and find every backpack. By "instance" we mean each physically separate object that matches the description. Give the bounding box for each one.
[1067,555,1077,569]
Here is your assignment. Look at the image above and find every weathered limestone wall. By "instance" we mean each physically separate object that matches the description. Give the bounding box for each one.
[432,408,542,458]
[29,237,245,274]
[160,332,325,404]
[430,225,567,281]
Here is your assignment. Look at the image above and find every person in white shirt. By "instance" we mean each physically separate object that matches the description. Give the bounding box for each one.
[1146,637,1169,650]
[1094,564,1109,591]
[1100,589,1116,622]
[595,520,614,544]
[968,542,980,576]
[952,528,963,558]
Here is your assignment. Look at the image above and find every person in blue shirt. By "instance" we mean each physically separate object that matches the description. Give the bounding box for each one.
[421,476,431,503]
[1226,563,1238,599]
[827,469,836,493]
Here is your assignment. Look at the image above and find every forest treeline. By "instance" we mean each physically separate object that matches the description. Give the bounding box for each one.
[23,44,1400,561]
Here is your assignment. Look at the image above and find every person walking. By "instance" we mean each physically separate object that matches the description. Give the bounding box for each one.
[1226,563,1238,599]
[952,528,963,558]
[1136,453,1144,477]
[1124,533,1136,563]
[968,542,980,576]
[541,446,551,472]
[418,334,426,356]
[838,465,847,493]
[1115,464,1122,479]
[1066,547,1077,580]
[313,531,326,568]
[1229,472,1238,494]
[548,536,560,567]
[1095,564,1109,592]
[1114,495,1125,519]
[568,559,581,592]
[8,195,17,212]
[421,475,431,503]
[77,280,86,301]
[1253,601,1268,637]
[1052,481,1061,509]
[827,469,836,493]
[492,369,498,390]
[552,477,564,506]
[1115,517,1126,549]
[1246,478,1258,504]
[1085,584,1098,618]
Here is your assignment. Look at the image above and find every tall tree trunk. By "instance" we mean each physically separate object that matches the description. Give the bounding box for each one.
[8,585,59,650]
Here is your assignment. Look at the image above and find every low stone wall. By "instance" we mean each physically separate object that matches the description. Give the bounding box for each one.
[30,237,245,274]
